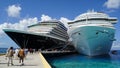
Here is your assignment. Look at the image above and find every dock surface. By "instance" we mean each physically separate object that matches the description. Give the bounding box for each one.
[0,53,51,68]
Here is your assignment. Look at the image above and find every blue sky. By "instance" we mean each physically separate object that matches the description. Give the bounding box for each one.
[0,0,120,48]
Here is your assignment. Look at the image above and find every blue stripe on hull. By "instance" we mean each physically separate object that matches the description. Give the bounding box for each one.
[70,26,115,56]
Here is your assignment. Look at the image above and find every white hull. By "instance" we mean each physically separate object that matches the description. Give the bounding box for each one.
[69,26,115,56]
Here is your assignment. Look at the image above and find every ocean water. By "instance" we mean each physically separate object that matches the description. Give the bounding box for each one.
[46,51,120,68]
[0,48,17,54]
[1,48,120,68]
[0,48,7,54]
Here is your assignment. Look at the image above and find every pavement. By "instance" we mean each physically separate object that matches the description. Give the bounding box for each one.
[0,52,51,68]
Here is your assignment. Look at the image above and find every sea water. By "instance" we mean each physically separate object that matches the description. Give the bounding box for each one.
[1,48,120,68]
[46,51,120,68]
[0,48,7,54]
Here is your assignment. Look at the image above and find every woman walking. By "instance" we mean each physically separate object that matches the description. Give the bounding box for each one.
[14,48,19,59]
[18,48,25,65]
[6,47,14,66]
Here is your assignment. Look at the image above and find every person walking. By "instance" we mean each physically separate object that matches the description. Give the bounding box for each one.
[14,48,19,59]
[24,48,28,59]
[18,47,25,65]
[6,47,14,66]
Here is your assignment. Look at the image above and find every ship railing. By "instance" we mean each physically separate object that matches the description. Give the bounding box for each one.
[49,32,69,40]
[46,34,67,41]
[51,29,69,37]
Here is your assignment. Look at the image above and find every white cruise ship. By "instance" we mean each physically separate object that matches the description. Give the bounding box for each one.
[68,11,117,56]
[3,20,69,50]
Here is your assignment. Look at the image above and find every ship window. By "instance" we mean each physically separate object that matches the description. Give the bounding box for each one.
[78,33,81,35]
[96,32,99,35]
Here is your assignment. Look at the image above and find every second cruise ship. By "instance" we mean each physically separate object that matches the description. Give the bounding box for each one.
[68,11,117,56]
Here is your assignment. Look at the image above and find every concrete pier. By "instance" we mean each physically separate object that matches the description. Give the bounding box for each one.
[0,53,51,68]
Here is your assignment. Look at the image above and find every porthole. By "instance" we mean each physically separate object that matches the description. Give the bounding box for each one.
[96,32,98,34]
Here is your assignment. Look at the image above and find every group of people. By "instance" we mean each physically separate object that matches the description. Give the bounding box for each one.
[5,47,27,66]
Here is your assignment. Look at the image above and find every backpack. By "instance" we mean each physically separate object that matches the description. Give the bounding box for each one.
[18,49,25,57]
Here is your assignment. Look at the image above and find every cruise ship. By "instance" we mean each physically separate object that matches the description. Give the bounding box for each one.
[3,20,69,50]
[68,11,117,56]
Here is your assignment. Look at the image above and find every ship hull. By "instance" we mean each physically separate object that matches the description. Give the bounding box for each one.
[3,29,66,50]
[69,26,115,56]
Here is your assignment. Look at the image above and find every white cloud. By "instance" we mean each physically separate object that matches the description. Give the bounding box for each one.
[40,14,72,29]
[104,0,120,9]
[18,17,38,30]
[0,14,72,35]
[7,5,21,17]
[60,17,72,29]
[60,17,72,23]
[0,17,38,35]
[41,14,53,21]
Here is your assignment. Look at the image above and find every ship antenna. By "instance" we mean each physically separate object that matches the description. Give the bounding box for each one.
[87,9,94,13]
